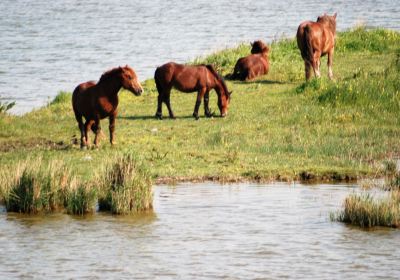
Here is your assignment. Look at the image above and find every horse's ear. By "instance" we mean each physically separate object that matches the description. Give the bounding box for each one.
[333,12,337,19]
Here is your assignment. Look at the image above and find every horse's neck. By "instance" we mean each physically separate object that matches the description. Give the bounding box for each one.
[214,80,225,98]
[97,77,121,100]
[320,21,336,34]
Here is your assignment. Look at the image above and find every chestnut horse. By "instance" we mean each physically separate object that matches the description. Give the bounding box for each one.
[154,62,231,120]
[297,13,337,80]
[231,40,270,81]
[72,65,143,148]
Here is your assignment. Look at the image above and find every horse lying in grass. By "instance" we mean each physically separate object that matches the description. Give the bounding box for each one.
[72,65,143,148]
[231,40,270,81]
[297,13,337,80]
[154,62,231,120]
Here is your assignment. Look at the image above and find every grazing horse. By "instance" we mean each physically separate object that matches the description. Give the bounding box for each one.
[297,13,337,80]
[231,40,270,81]
[154,62,231,120]
[72,65,143,148]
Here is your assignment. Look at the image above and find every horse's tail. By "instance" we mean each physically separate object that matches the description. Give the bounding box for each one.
[72,86,82,123]
[303,25,314,66]
[154,67,163,95]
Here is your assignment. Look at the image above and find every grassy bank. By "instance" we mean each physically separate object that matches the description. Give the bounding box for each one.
[0,27,399,185]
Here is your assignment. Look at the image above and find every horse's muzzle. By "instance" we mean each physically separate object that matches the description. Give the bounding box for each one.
[134,88,143,96]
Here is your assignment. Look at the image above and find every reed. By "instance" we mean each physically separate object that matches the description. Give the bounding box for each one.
[0,159,72,213]
[98,153,153,215]
[65,180,97,215]
[332,191,400,228]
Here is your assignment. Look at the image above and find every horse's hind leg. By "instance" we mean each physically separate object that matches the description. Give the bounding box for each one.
[84,119,94,148]
[155,94,163,119]
[305,61,312,81]
[313,52,321,78]
[92,118,101,147]
[327,49,334,80]
[75,114,86,148]
[165,93,175,119]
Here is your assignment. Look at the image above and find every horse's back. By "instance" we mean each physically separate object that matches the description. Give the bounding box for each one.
[72,81,96,115]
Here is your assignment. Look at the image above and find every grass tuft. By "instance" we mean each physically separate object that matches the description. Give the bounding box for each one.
[332,191,400,228]
[0,159,72,213]
[98,153,153,215]
[49,91,71,105]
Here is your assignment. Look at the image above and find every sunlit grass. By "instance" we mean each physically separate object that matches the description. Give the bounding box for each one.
[0,27,399,183]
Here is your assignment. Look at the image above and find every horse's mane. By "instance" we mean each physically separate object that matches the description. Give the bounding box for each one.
[99,67,122,83]
[317,15,336,32]
[205,65,230,96]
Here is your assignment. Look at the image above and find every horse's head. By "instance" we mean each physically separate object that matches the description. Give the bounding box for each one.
[251,40,269,55]
[120,65,143,96]
[317,13,337,32]
[218,89,232,117]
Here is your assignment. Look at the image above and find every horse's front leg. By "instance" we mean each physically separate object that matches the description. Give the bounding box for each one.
[328,48,334,80]
[109,113,117,145]
[193,88,206,120]
[203,91,212,117]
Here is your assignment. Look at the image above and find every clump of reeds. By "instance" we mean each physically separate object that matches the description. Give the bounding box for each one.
[0,159,72,213]
[97,152,153,215]
[333,191,400,228]
[65,180,97,215]
[332,159,400,228]
[0,159,97,215]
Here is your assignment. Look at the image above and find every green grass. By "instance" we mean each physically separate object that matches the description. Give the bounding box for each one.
[0,27,399,185]
[98,153,153,214]
[0,154,152,215]
[0,159,73,213]
[332,191,400,228]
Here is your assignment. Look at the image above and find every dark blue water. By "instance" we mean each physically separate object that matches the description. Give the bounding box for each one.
[0,0,399,113]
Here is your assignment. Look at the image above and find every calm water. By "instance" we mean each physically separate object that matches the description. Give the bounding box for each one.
[0,0,399,113]
[1,183,399,279]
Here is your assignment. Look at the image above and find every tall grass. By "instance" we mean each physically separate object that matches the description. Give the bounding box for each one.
[65,181,97,215]
[0,159,72,213]
[98,153,153,215]
[332,191,400,228]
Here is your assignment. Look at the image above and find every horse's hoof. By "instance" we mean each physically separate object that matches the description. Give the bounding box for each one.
[155,113,163,120]
[169,115,176,119]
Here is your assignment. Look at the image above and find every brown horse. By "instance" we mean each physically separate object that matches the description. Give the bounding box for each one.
[297,13,337,80]
[231,40,270,81]
[154,62,231,120]
[72,65,143,148]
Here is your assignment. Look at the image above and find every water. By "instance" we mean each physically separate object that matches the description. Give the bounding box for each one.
[1,183,399,279]
[0,0,399,113]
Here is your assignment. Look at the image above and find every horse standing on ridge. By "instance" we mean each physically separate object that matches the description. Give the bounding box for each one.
[297,13,337,81]
[72,65,143,148]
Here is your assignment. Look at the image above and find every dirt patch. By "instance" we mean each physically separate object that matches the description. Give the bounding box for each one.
[0,138,72,153]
